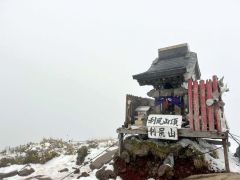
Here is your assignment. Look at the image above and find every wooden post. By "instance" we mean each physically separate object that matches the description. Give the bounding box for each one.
[222,134,230,172]
[188,79,194,130]
[200,80,207,131]
[207,80,215,131]
[193,80,200,131]
[124,95,129,127]
[212,75,221,132]
[118,133,124,155]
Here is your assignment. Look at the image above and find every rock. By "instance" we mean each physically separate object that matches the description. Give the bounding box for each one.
[113,157,127,174]
[235,145,240,160]
[158,164,172,176]
[124,140,149,157]
[18,166,35,176]
[73,168,80,174]
[58,168,69,173]
[77,172,90,179]
[25,175,53,180]
[76,146,88,165]
[96,166,116,180]
[120,151,130,163]
[158,153,174,177]
[0,170,18,179]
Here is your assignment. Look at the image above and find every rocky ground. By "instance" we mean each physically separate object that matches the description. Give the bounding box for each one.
[112,136,240,180]
[0,137,240,179]
[0,138,118,180]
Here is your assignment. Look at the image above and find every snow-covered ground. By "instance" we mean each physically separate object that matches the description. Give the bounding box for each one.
[0,139,119,180]
[0,138,240,180]
[178,138,240,172]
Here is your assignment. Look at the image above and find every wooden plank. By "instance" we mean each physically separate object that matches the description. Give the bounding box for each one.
[207,80,215,131]
[193,80,200,131]
[205,139,230,146]
[188,79,194,130]
[178,129,227,139]
[200,80,207,131]
[116,128,227,139]
[213,75,221,132]
[116,127,147,135]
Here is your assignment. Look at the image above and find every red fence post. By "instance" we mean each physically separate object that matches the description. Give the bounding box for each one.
[193,80,200,131]
[207,80,215,131]
[200,80,207,131]
[213,75,221,132]
[188,79,194,130]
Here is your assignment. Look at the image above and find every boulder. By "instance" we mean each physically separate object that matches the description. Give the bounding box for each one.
[76,146,88,165]
[77,172,90,179]
[58,168,69,173]
[73,168,80,174]
[124,140,149,157]
[96,166,116,180]
[18,166,35,176]
[0,170,18,179]
[120,151,130,163]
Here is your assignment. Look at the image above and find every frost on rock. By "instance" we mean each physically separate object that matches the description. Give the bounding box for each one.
[0,138,118,179]
[114,137,240,180]
[0,137,240,179]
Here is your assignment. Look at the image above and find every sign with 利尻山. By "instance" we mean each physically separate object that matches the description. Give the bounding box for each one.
[147,126,178,140]
[147,114,182,140]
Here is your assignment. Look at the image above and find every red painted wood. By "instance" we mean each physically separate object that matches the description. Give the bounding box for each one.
[188,79,194,130]
[213,75,221,132]
[193,80,200,131]
[200,80,207,131]
[207,80,215,131]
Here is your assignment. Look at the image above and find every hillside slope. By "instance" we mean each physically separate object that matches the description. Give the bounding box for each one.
[0,138,240,179]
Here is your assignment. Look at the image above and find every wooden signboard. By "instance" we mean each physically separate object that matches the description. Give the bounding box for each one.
[147,114,182,140]
[148,126,178,140]
[147,114,182,128]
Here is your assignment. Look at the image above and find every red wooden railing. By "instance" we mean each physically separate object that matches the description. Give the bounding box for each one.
[188,75,222,132]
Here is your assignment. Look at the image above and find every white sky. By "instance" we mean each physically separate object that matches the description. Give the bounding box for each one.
[0,0,240,150]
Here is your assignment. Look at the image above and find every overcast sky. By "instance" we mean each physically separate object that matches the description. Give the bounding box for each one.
[0,0,240,149]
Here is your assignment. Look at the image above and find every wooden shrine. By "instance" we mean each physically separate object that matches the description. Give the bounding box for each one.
[117,43,230,172]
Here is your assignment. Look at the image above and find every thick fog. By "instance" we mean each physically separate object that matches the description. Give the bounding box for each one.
[0,0,240,150]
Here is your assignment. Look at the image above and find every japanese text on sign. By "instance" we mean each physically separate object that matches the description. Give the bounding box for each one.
[147,114,182,140]
[147,114,182,128]
[147,126,178,140]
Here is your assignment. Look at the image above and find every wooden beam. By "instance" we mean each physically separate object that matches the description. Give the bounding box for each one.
[117,127,147,135]
[205,139,230,146]
[116,128,227,139]
[178,129,227,139]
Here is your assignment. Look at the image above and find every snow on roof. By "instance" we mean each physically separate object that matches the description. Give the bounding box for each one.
[132,43,201,86]
[135,106,150,112]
